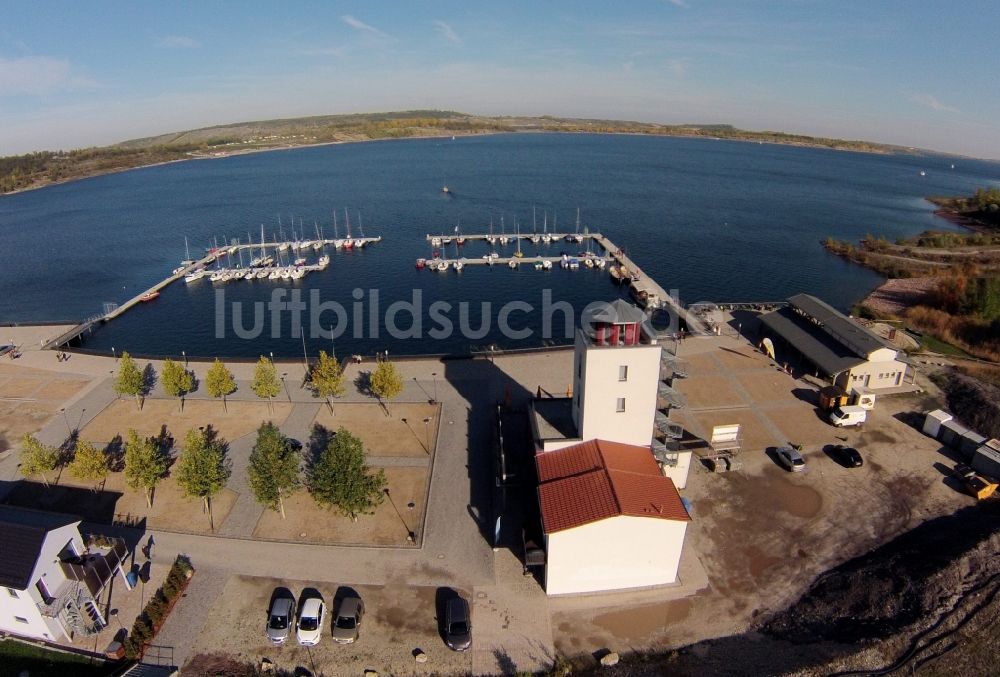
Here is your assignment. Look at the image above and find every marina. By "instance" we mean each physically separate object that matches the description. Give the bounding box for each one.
[420,231,708,334]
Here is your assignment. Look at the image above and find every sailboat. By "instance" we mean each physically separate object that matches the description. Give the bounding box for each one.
[356,212,366,248]
[499,217,509,245]
[332,211,343,248]
[181,237,194,265]
[456,222,466,246]
[486,220,497,245]
[542,212,552,244]
[342,208,354,249]
[514,220,524,258]
[531,206,541,244]
[313,222,323,251]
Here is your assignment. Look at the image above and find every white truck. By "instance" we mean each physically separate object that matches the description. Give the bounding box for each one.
[829,405,867,427]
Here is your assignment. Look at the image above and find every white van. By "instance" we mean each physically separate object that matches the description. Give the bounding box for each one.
[829,405,867,427]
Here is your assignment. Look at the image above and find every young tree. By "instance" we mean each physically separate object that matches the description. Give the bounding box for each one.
[247,422,299,519]
[19,433,60,487]
[161,358,194,412]
[369,359,403,416]
[68,439,108,490]
[114,352,145,410]
[251,356,281,412]
[205,358,237,411]
[175,428,231,530]
[309,427,386,520]
[123,429,168,508]
[311,350,345,413]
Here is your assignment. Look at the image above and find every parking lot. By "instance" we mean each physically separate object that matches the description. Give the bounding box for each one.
[187,574,475,676]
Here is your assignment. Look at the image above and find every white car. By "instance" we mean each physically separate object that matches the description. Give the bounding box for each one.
[296,597,325,646]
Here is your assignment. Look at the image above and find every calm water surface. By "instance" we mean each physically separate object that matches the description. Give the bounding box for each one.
[1,133,997,357]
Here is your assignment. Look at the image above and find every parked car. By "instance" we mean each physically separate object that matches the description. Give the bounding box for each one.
[829,405,867,427]
[831,445,863,468]
[296,597,325,646]
[266,597,295,644]
[775,446,806,472]
[331,596,364,643]
[444,596,472,651]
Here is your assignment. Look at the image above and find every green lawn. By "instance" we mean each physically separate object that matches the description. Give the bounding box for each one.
[0,639,118,677]
[916,332,975,359]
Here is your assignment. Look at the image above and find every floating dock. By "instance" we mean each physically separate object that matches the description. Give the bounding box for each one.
[46,236,383,348]
[422,231,707,334]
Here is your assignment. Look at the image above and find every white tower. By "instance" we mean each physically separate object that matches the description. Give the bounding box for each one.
[571,300,661,447]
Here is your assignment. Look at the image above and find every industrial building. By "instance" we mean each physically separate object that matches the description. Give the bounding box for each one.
[759,293,911,391]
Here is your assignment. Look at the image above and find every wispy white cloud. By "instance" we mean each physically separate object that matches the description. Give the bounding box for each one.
[667,58,688,78]
[156,35,200,49]
[910,92,959,114]
[664,0,689,7]
[341,15,389,39]
[297,45,346,57]
[0,55,95,95]
[433,20,462,44]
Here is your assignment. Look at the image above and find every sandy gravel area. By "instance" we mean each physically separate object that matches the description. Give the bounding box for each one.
[188,575,475,676]
[313,402,440,456]
[0,361,91,453]
[253,466,429,546]
[80,399,293,447]
[861,277,938,317]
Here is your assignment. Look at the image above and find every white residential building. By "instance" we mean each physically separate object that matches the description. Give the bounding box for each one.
[0,506,129,642]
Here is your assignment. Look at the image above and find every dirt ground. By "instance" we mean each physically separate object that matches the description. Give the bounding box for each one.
[80,399,293,448]
[253,466,429,546]
[187,575,474,676]
[5,469,237,535]
[0,361,91,453]
[312,402,441,456]
[550,340,972,668]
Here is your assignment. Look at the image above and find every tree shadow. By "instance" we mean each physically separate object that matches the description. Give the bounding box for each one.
[105,434,125,472]
[140,363,157,409]
[187,369,200,394]
[304,423,333,477]
[354,371,372,396]
[155,425,176,471]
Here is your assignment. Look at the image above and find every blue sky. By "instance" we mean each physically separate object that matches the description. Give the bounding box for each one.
[2,1,999,158]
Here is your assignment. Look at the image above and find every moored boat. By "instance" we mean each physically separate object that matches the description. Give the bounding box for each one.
[140,291,160,302]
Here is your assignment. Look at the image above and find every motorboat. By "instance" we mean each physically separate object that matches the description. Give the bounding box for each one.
[140,291,160,302]
[415,258,427,269]
[454,260,464,272]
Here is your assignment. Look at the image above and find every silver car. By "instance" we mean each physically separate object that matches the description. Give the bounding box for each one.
[296,597,325,646]
[331,596,364,644]
[266,597,295,644]
[776,445,806,472]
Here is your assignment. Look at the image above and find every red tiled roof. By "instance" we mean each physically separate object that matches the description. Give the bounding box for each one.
[536,439,690,533]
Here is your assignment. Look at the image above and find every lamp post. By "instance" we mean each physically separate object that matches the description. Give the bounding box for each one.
[423,417,432,454]
[281,372,290,402]
[383,488,415,543]
[111,346,116,360]
[182,350,187,368]
[60,408,71,436]
[431,372,438,404]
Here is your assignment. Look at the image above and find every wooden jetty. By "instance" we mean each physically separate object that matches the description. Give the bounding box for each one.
[46,236,383,349]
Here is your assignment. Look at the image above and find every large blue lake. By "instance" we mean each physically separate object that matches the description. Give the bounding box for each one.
[1,133,998,358]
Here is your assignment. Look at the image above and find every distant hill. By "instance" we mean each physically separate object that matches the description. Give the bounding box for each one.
[0,110,916,195]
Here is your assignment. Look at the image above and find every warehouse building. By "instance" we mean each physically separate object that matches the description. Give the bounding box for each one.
[759,293,911,391]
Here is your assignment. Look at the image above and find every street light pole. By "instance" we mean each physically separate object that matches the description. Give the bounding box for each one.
[423,417,431,454]
[431,372,438,404]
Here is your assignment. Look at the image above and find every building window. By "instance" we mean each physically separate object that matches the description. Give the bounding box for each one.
[618,365,628,382]
[6,587,18,598]
[616,398,626,413]
[14,616,28,624]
